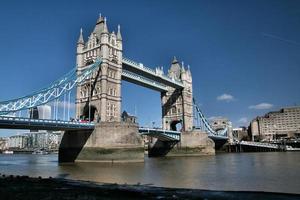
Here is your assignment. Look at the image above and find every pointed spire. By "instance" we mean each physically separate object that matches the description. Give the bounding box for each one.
[77,28,84,44]
[102,17,109,33]
[97,13,104,24]
[181,61,185,72]
[172,56,178,64]
[117,24,122,41]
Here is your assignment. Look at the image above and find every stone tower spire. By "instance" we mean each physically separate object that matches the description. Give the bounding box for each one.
[76,28,84,70]
[103,17,109,33]
[117,24,122,41]
[77,28,84,44]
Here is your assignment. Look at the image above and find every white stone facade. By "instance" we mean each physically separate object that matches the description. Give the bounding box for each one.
[161,57,193,131]
[75,16,122,122]
[250,106,300,141]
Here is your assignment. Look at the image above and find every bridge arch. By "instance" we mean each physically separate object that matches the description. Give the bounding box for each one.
[81,104,99,122]
[170,119,182,131]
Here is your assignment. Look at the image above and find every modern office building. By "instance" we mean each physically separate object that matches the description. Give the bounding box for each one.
[250,106,300,141]
[0,137,8,150]
[7,131,63,150]
[7,135,28,149]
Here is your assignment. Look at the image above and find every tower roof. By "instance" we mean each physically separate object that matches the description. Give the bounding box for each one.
[168,56,181,79]
[172,56,178,64]
[93,14,106,39]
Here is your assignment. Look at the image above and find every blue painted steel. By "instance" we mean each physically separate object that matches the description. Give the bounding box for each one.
[0,116,95,130]
[0,59,102,115]
[139,127,180,141]
[122,70,168,92]
[193,98,228,139]
[122,57,184,89]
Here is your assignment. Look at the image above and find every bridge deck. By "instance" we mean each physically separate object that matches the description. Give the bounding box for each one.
[239,141,281,149]
[139,127,180,141]
[0,116,95,131]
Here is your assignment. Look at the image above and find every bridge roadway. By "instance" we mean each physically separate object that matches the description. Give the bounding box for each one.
[0,116,181,141]
[0,116,94,131]
[0,116,227,144]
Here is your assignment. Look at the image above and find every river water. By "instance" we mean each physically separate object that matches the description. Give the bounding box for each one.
[0,152,299,194]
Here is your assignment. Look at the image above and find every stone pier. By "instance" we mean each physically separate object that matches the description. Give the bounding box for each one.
[148,130,215,157]
[59,122,144,163]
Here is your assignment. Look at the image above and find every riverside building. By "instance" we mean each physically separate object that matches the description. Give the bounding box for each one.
[250,106,300,141]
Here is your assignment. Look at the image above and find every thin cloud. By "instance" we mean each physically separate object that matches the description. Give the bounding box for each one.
[262,32,300,46]
[249,103,273,110]
[208,116,223,121]
[238,117,248,124]
[217,93,235,102]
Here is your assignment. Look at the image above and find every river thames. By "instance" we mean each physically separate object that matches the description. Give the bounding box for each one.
[0,152,299,194]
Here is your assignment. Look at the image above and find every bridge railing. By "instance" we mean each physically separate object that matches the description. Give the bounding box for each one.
[138,127,181,141]
[239,141,280,149]
[0,116,94,126]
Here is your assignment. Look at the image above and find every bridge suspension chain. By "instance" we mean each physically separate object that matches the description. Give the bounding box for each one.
[193,98,227,136]
[0,59,102,115]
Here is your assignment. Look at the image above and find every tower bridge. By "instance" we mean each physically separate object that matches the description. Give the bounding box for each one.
[0,15,228,162]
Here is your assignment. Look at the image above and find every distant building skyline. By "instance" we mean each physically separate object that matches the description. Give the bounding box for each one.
[250,106,300,141]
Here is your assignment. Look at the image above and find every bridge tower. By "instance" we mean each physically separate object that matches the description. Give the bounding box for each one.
[162,57,193,132]
[75,15,122,122]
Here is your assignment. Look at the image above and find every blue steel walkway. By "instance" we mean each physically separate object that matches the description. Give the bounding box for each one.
[0,116,95,131]
[138,127,181,141]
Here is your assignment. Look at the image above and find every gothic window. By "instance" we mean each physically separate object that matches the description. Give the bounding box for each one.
[111,104,114,116]
[171,107,176,115]
[107,102,111,116]
[97,86,101,94]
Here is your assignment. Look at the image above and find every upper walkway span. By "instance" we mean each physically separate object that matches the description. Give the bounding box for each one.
[122,57,184,91]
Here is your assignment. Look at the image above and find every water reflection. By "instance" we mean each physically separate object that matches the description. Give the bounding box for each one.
[0,152,299,194]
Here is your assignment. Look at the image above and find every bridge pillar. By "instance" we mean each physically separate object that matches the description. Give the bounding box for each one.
[59,122,144,163]
[148,130,215,157]
[161,57,193,132]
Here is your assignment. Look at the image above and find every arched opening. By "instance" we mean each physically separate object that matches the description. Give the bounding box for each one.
[81,105,98,121]
[170,120,182,131]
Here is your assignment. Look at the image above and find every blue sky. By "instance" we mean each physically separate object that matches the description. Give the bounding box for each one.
[0,0,299,136]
